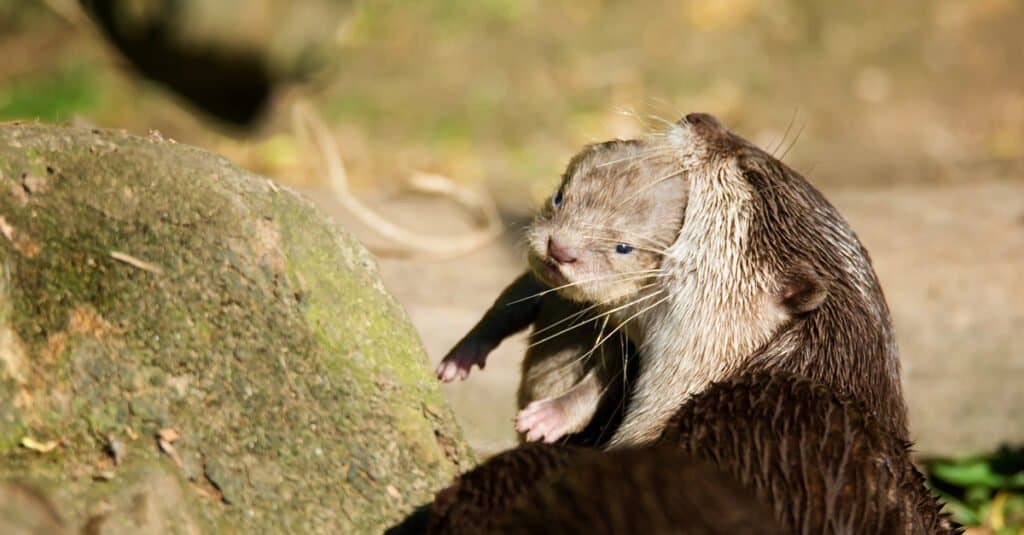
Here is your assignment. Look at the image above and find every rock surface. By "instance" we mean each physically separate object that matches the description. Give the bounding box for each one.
[0,123,473,533]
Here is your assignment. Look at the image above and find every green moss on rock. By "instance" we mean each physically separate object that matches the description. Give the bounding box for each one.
[0,123,473,533]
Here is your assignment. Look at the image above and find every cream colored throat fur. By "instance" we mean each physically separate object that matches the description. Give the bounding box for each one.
[608,164,792,448]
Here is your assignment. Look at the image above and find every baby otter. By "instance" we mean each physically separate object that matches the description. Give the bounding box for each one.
[437,271,635,445]
[437,135,689,444]
[608,113,909,447]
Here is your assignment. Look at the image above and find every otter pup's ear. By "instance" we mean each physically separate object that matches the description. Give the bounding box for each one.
[779,263,829,315]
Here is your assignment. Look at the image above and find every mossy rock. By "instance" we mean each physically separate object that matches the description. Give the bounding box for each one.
[0,123,473,533]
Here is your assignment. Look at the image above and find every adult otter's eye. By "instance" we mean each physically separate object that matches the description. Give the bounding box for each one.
[615,243,634,254]
[552,190,564,208]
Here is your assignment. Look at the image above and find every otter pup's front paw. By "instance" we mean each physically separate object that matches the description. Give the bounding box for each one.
[515,399,571,443]
[436,340,491,382]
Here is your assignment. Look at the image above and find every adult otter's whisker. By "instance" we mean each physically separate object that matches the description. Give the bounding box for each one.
[769,107,799,157]
[779,116,806,162]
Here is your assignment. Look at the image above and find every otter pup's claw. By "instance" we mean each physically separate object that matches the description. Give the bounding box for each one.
[436,341,490,382]
[515,399,569,443]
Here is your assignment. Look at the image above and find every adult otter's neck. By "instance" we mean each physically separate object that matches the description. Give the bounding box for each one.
[608,170,788,447]
[740,201,909,438]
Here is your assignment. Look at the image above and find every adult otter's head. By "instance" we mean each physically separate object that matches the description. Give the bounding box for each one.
[673,113,901,410]
[527,136,688,305]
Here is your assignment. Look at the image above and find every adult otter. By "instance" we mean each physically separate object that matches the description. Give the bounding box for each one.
[437,136,688,444]
[421,373,954,534]
[608,113,908,446]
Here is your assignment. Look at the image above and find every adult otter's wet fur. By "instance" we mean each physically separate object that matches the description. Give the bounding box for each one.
[609,113,908,446]
[426,443,782,535]
[421,373,954,534]
[437,135,688,444]
[493,446,783,535]
[661,373,959,534]
[425,443,580,534]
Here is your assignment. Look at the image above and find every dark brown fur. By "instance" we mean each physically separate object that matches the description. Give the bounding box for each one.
[717,115,907,436]
[494,446,783,535]
[660,372,960,535]
[426,443,581,535]
[426,443,782,535]
[419,372,956,535]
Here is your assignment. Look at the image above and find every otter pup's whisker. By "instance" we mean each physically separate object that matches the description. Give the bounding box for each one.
[530,282,660,337]
[555,292,669,371]
[526,290,665,350]
[579,235,672,256]
[578,223,671,249]
[505,269,663,305]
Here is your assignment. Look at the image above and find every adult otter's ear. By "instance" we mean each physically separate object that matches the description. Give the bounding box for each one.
[779,263,829,315]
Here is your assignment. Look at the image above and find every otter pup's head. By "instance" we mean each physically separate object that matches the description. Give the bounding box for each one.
[527,136,689,305]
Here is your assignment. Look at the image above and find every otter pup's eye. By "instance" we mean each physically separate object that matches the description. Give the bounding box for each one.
[615,244,634,254]
[553,190,564,208]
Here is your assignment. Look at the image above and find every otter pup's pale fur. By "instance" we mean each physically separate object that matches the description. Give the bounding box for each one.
[608,113,908,446]
[438,135,688,444]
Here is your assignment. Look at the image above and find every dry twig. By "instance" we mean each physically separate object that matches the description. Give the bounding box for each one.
[292,102,502,260]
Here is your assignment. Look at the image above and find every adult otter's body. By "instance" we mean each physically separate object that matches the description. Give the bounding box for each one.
[422,373,955,534]
[609,113,908,446]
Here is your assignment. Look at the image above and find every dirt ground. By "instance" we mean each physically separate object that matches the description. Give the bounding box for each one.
[302,173,1024,459]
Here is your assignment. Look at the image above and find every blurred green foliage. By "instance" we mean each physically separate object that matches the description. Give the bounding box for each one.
[0,61,103,123]
[926,448,1024,532]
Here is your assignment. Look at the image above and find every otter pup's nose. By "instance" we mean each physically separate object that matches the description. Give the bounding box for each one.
[547,236,578,264]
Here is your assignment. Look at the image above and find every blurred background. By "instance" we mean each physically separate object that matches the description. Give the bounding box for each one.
[2,0,1022,531]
